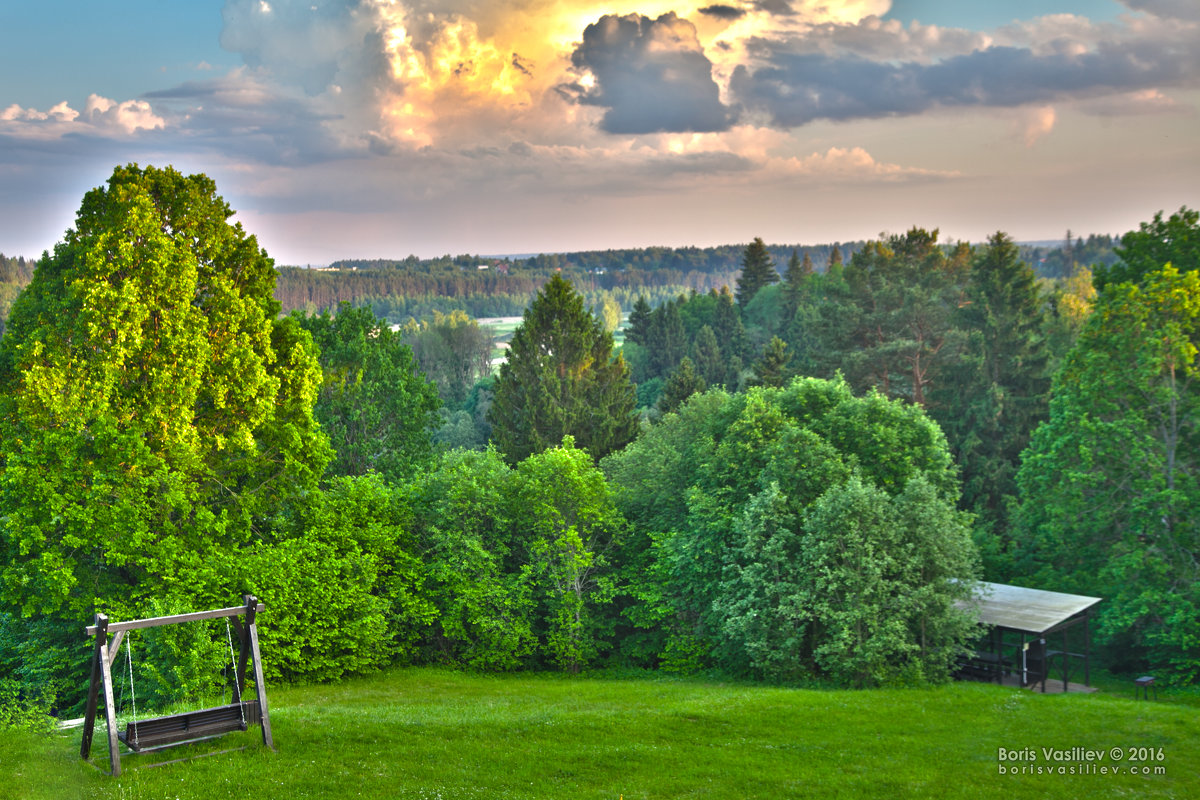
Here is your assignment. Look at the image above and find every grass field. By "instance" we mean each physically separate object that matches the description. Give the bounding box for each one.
[5,667,1195,799]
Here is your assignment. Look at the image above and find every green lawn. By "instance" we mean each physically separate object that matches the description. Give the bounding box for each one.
[5,668,1196,799]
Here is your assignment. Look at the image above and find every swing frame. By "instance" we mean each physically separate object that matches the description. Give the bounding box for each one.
[80,594,275,776]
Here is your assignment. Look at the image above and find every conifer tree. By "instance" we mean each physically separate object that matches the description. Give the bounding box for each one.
[625,295,653,346]
[750,336,792,388]
[735,237,778,307]
[932,232,1050,548]
[690,325,725,387]
[489,274,638,463]
[658,357,706,415]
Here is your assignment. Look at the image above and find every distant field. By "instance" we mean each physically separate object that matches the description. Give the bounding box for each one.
[5,667,1196,799]
[479,316,626,369]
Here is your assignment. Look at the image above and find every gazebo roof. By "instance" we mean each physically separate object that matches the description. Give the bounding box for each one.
[963,581,1102,635]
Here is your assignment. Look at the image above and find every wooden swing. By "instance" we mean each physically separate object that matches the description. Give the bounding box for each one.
[80,595,274,776]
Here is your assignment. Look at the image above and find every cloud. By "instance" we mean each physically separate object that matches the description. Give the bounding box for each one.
[0,96,164,139]
[730,15,1200,127]
[1121,0,1200,21]
[699,5,746,21]
[1016,105,1056,147]
[564,13,734,134]
[1076,88,1187,116]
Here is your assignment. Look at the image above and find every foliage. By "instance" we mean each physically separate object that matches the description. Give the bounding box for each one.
[0,164,330,625]
[406,447,533,670]
[657,356,705,415]
[1095,207,1199,292]
[603,377,974,685]
[1016,267,1200,682]
[835,228,970,406]
[735,236,779,307]
[298,303,441,482]
[931,233,1051,567]
[489,274,638,463]
[514,439,626,672]
[401,309,494,405]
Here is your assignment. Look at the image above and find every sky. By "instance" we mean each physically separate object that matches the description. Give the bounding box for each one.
[1,1,1197,265]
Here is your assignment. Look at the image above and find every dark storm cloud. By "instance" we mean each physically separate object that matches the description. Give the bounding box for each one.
[699,4,747,20]
[566,13,734,134]
[731,33,1200,127]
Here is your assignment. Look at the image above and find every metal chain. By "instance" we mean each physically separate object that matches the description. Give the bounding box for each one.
[126,632,139,747]
[225,618,246,727]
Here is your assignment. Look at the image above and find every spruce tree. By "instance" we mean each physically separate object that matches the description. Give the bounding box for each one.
[658,356,706,415]
[933,232,1050,548]
[735,237,778,307]
[625,295,653,346]
[750,336,792,388]
[489,274,638,463]
[690,325,725,387]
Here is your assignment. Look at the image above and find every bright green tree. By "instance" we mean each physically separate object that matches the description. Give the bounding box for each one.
[604,377,974,683]
[0,164,330,621]
[299,304,441,482]
[735,237,778,308]
[750,336,792,388]
[1094,206,1199,292]
[1016,266,1200,681]
[515,438,626,672]
[407,447,534,670]
[489,274,638,463]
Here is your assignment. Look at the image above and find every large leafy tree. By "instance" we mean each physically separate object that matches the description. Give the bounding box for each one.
[1094,206,1199,292]
[298,303,441,483]
[489,274,638,463]
[603,377,977,684]
[1016,266,1200,681]
[0,164,331,620]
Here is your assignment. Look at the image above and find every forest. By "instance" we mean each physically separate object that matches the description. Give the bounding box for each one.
[0,165,1195,729]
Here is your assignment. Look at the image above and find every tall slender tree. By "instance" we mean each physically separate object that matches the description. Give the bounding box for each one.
[932,233,1050,552]
[735,237,778,308]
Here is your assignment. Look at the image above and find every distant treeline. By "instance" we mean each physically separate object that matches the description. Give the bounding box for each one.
[274,236,1118,323]
[0,254,36,336]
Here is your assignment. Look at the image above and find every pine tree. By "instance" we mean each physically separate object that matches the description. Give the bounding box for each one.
[690,324,725,387]
[933,232,1050,549]
[658,356,706,415]
[713,286,749,362]
[749,336,792,388]
[625,295,653,346]
[489,274,638,463]
[735,237,778,307]
[827,245,844,281]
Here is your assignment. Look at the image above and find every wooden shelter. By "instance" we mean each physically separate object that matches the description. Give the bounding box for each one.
[957,581,1102,692]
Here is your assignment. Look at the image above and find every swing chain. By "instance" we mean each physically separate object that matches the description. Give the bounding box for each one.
[225,618,246,728]
[126,632,139,748]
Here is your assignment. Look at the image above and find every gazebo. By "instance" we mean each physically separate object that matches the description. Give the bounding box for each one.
[957,581,1102,692]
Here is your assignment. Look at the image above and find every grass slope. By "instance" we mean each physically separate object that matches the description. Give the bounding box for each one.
[5,668,1196,799]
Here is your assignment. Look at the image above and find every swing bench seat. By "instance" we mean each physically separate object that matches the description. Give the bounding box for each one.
[118,700,261,752]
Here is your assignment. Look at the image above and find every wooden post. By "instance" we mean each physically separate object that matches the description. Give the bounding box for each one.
[244,594,274,749]
[98,625,122,776]
[80,614,106,759]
